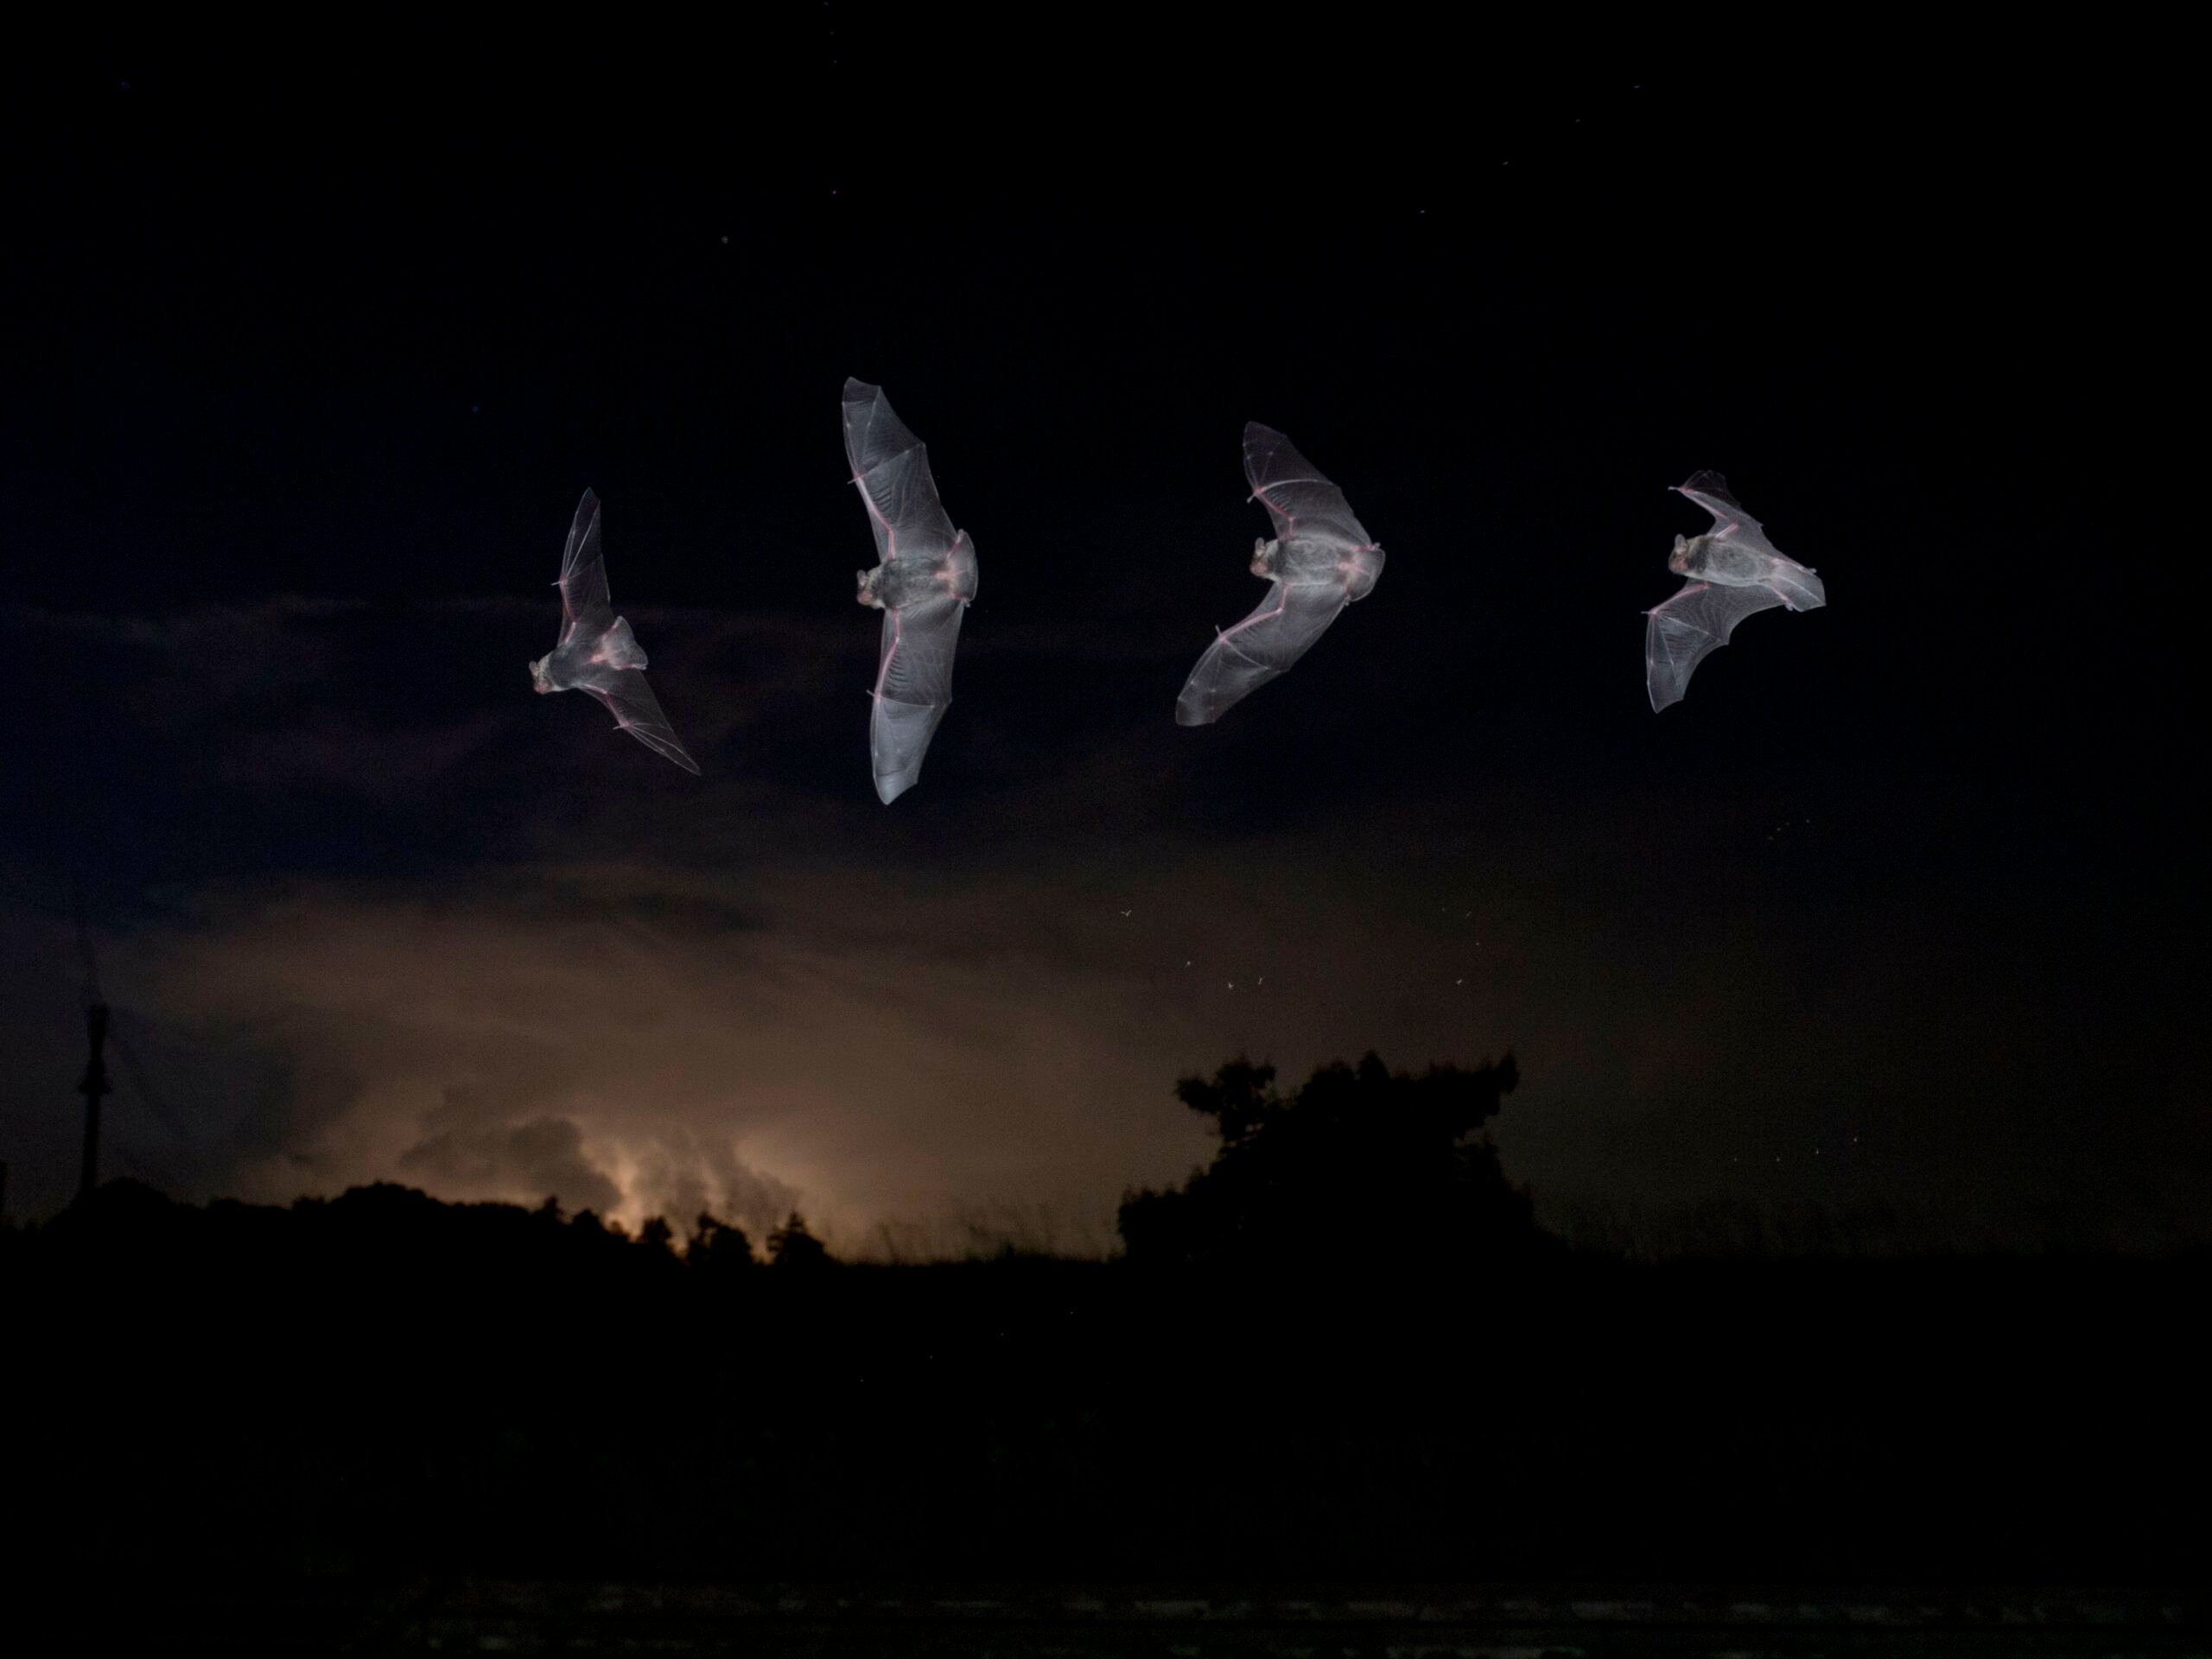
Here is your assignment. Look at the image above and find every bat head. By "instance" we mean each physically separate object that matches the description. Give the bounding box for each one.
[855,568,886,608]
[1668,534,1697,575]
[1249,537,1281,579]
[528,654,556,693]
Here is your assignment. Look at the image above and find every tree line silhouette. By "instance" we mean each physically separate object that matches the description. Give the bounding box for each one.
[6,1050,2206,1610]
[6,1049,1550,1277]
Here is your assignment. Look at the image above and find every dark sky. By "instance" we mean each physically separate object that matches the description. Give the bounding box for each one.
[1,26,2190,1249]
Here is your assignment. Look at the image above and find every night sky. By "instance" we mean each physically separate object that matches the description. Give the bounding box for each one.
[2,26,2190,1252]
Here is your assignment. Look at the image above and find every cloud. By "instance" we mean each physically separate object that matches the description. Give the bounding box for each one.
[75,858,1224,1248]
[3,596,2199,1255]
[398,1112,624,1217]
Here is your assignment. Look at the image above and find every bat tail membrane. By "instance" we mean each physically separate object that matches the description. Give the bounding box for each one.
[871,696,948,804]
[946,531,978,600]
[597,616,649,669]
[1770,567,1826,610]
[1345,544,1386,602]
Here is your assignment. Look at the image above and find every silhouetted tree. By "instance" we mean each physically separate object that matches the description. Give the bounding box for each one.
[687,1211,757,1271]
[639,1216,676,1255]
[1117,1050,1541,1274]
[766,1210,832,1269]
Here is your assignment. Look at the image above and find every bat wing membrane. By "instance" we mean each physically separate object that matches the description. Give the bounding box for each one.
[871,593,967,801]
[586,670,700,773]
[1175,579,1351,726]
[1644,580,1791,710]
[843,379,958,562]
[1243,423,1373,550]
[1675,469,1789,560]
[558,490,615,633]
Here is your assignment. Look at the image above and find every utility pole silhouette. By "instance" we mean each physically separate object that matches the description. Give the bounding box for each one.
[78,1001,111,1204]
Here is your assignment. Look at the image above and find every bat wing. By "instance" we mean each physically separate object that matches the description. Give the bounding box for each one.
[1644,579,1791,710]
[586,670,700,773]
[1675,469,1787,560]
[1175,579,1351,726]
[1243,423,1375,550]
[871,592,967,802]
[842,378,959,563]
[557,489,615,634]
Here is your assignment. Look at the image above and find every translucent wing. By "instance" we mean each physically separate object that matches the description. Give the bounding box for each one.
[842,378,959,563]
[557,489,614,634]
[1644,580,1790,710]
[1175,580,1352,727]
[871,586,968,802]
[1243,423,1374,550]
[585,670,700,773]
[1675,470,1784,560]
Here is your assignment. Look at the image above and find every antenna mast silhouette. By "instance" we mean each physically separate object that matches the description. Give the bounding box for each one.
[78,1001,111,1202]
[67,866,114,1205]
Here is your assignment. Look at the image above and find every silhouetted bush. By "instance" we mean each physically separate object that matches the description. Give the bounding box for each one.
[1117,1050,1544,1274]
[686,1210,757,1270]
[766,1209,833,1268]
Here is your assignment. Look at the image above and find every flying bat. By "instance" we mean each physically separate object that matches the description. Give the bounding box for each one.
[843,378,978,803]
[1644,470,1827,711]
[1175,423,1384,726]
[528,489,700,772]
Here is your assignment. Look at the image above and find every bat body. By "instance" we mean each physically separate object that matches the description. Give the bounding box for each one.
[1644,470,1826,711]
[1174,423,1384,726]
[843,378,977,804]
[529,489,700,772]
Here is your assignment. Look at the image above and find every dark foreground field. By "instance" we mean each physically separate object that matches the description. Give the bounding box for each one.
[75,1579,2212,1656]
[8,1187,2208,1652]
